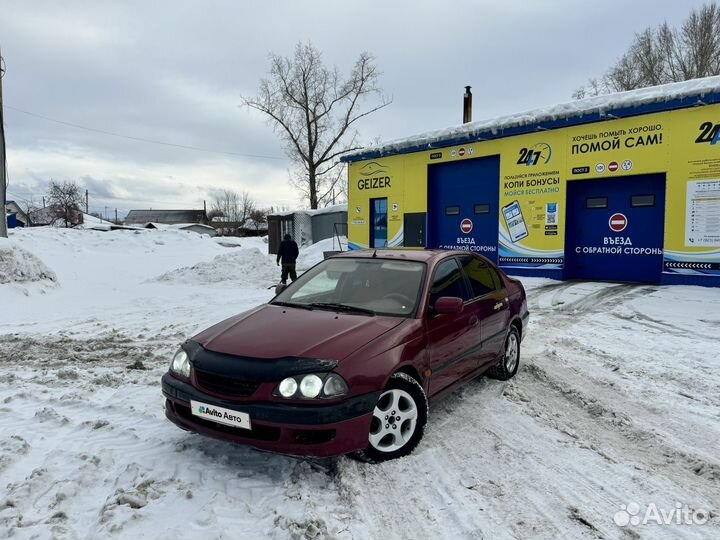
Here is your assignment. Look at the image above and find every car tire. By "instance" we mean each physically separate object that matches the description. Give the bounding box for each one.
[351,372,428,463]
[487,325,521,381]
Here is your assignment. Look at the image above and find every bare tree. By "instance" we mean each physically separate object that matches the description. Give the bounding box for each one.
[47,180,84,227]
[574,2,720,97]
[210,189,255,236]
[248,208,269,234]
[243,42,390,209]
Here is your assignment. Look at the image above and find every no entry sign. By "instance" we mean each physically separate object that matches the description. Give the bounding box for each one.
[609,213,628,232]
[460,218,473,234]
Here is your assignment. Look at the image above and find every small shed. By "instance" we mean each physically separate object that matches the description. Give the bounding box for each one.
[267,204,347,254]
[5,201,29,228]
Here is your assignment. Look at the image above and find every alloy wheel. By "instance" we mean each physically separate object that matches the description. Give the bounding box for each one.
[369,388,418,452]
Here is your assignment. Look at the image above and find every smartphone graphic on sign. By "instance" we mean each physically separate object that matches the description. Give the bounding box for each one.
[502,200,529,243]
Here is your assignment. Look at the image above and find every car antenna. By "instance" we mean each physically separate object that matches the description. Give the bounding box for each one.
[372,248,377,258]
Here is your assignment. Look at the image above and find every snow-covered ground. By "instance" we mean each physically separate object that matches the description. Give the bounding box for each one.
[1,228,718,540]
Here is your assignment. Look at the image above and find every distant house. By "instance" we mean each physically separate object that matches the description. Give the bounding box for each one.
[211,216,269,237]
[27,205,83,227]
[124,209,210,226]
[143,222,217,236]
[267,204,347,254]
[4,201,30,228]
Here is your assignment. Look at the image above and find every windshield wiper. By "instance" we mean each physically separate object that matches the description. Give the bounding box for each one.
[271,301,315,310]
[309,302,376,316]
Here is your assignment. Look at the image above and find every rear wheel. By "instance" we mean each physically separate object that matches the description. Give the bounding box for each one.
[352,372,428,462]
[487,326,520,381]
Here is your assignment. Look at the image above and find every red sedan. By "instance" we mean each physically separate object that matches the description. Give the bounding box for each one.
[162,250,529,462]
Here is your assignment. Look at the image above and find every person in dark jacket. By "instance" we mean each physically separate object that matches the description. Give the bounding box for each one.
[276,233,299,284]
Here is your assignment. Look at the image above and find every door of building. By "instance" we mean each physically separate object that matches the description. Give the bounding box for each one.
[564,174,666,283]
[427,156,500,262]
[403,212,426,247]
[370,198,388,248]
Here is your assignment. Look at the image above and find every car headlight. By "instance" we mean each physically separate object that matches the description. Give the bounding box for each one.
[274,373,348,399]
[170,349,190,378]
[278,377,298,397]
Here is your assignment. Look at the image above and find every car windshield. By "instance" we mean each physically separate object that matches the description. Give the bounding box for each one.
[272,257,426,317]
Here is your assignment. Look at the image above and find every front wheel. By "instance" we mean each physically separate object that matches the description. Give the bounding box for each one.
[487,326,521,381]
[352,372,428,463]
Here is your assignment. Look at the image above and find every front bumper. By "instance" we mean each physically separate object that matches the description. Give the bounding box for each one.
[162,373,379,457]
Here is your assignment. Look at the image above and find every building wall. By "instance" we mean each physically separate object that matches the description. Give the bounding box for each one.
[348,104,720,286]
[311,211,348,243]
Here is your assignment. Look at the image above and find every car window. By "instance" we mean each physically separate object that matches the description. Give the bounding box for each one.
[288,268,342,300]
[429,258,470,306]
[273,258,426,317]
[459,255,501,298]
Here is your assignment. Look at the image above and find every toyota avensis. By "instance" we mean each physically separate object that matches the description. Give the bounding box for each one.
[162,249,528,462]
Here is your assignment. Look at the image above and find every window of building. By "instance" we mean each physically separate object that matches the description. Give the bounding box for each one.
[586,197,608,209]
[631,195,655,207]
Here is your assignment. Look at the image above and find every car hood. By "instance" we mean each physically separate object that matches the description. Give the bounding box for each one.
[193,304,407,361]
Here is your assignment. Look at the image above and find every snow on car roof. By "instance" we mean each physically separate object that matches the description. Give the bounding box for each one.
[343,76,720,162]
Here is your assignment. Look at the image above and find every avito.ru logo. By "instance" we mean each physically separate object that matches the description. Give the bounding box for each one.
[614,501,709,527]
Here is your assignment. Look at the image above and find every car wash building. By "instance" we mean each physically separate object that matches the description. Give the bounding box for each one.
[341,77,720,287]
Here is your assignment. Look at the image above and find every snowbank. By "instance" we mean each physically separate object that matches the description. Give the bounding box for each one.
[296,236,348,270]
[152,248,277,287]
[0,238,57,285]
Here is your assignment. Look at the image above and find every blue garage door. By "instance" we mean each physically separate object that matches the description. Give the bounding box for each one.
[427,156,500,262]
[565,174,666,283]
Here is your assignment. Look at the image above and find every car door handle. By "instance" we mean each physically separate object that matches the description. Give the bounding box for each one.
[468,315,479,327]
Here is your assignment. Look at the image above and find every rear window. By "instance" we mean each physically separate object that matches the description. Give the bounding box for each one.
[460,255,500,297]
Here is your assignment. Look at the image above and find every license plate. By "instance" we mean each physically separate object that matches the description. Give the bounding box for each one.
[190,400,251,430]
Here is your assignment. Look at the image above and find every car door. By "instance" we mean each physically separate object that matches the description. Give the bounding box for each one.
[425,257,480,396]
[458,255,509,370]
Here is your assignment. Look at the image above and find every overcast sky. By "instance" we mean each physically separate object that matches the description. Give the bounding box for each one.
[0,0,710,217]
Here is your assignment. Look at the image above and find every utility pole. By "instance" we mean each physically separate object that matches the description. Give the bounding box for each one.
[115,208,118,224]
[85,189,89,213]
[0,49,8,238]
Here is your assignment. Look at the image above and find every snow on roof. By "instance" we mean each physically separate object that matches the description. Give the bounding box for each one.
[269,204,348,217]
[344,76,720,161]
[124,209,207,224]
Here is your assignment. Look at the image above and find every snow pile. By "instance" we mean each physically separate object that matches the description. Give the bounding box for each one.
[0,238,57,285]
[296,236,348,270]
[152,248,277,286]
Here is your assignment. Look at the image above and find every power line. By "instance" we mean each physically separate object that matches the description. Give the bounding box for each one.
[5,105,285,161]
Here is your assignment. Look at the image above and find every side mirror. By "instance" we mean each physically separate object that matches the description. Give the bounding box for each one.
[434,296,464,315]
[275,283,288,295]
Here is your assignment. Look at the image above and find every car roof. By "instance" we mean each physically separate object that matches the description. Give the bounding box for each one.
[333,249,469,264]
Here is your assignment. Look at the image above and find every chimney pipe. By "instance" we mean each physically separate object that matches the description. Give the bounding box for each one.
[463,85,472,124]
